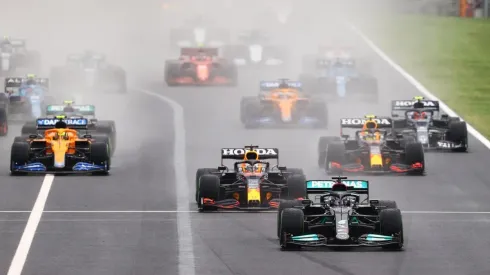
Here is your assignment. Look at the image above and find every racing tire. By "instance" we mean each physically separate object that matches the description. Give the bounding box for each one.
[310,101,328,129]
[95,121,116,155]
[21,122,37,136]
[240,97,256,124]
[285,168,304,177]
[447,121,468,152]
[286,174,307,200]
[377,200,398,209]
[379,209,404,250]
[13,136,30,143]
[164,62,180,87]
[10,142,30,175]
[90,142,111,175]
[195,168,219,203]
[404,142,425,175]
[318,136,341,167]
[279,208,305,249]
[277,200,303,238]
[90,134,112,158]
[198,174,221,210]
[326,142,346,172]
[243,101,262,129]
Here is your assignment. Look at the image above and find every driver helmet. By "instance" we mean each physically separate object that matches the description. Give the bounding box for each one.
[412,96,425,109]
[361,115,378,135]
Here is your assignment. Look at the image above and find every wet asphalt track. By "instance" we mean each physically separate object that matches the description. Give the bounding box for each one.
[1,1,490,275]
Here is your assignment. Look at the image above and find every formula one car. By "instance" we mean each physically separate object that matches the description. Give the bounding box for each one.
[278,176,403,250]
[0,36,41,76]
[20,101,117,156]
[391,96,468,152]
[50,51,127,94]
[1,75,51,121]
[165,47,237,86]
[196,145,306,211]
[240,80,328,128]
[10,117,110,175]
[318,115,425,175]
[299,47,377,102]
[222,30,288,68]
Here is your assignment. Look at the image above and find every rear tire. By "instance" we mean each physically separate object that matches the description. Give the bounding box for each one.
[377,200,398,209]
[286,174,307,199]
[21,122,37,136]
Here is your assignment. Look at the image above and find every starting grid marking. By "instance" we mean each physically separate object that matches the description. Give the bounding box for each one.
[1,210,490,214]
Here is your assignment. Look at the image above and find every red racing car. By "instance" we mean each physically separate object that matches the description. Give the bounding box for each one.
[164,47,237,87]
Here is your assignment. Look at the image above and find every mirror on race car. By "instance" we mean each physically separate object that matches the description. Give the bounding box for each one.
[341,134,350,139]
[83,134,92,139]
[278,166,287,171]
[218,165,227,171]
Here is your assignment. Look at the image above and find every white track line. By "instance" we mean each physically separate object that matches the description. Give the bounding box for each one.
[7,174,54,275]
[349,24,490,150]
[136,89,195,275]
[2,210,490,214]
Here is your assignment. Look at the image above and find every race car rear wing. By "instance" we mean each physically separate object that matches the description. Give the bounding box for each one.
[259,81,302,91]
[391,100,439,112]
[4,77,49,93]
[340,117,392,129]
[221,147,279,164]
[340,117,392,137]
[36,118,89,130]
[306,180,369,203]
[180,47,218,57]
[46,105,95,116]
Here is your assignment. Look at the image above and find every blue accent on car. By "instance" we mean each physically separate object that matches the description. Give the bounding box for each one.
[13,162,47,172]
[306,180,369,189]
[291,234,320,241]
[365,234,393,241]
[72,162,106,171]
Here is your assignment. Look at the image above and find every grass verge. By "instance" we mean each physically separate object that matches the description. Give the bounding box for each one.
[359,15,490,137]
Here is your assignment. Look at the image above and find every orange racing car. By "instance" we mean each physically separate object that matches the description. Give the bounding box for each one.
[239,79,328,128]
[10,116,110,175]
